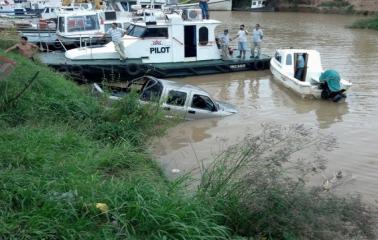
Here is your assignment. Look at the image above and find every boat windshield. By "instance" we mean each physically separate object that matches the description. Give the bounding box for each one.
[66,14,99,32]
[126,24,146,38]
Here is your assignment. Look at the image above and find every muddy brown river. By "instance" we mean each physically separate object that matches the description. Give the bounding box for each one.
[152,12,378,200]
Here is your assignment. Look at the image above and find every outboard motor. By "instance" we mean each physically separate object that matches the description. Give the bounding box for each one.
[319,70,346,102]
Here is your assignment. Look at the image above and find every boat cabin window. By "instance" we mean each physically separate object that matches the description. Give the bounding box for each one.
[191,94,217,111]
[140,78,163,102]
[67,15,99,32]
[126,24,146,38]
[58,16,64,32]
[143,27,168,38]
[274,52,282,63]
[199,27,209,46]
[286,54,292,65]
[167,90,187,106]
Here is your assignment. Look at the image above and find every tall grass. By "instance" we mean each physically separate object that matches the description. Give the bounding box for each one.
[197,124,378,239]
[0,51,230,239]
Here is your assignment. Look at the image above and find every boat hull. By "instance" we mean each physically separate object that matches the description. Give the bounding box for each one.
[39,52,271,81]
[270,63,320,99]
[270,58,351,99]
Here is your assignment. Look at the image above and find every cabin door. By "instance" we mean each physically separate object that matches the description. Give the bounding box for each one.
[184,25,197,58]
[294,53,309,81]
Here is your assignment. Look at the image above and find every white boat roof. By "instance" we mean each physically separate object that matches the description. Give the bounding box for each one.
[132,15,221,27]
[57,9,102,16]
[276,49,320,55]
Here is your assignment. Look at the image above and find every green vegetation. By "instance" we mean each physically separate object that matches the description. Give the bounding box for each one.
[197,124,378,239]
[318,0,354,13]
[318,0,350,8]
[1,46,377,239]
[0,52,228,239]
[351,15,378,30]
[0,29,18,49]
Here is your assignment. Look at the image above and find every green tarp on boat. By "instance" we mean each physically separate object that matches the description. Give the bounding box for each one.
[319,70,341,92]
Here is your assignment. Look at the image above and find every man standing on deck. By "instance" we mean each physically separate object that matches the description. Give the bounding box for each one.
[236,24,248,59]
[251,24,263,59]
[199,0,209,20]
[5,36,42,61]
[218,29,231,60]
[103,23,127,61]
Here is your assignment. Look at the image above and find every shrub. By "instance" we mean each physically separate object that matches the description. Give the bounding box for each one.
[351,15,378,30]
[197,124,378,239]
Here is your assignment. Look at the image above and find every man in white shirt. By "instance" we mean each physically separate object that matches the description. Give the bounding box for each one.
[251,23,263,59]
[218,29,231,60]
[104,23,127,61]
[236,24,248,59]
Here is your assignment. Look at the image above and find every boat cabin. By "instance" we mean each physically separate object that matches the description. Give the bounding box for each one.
[251,0,266,9]
[56,9,131,44]
[272,49,323,83]
[65,10,222,63]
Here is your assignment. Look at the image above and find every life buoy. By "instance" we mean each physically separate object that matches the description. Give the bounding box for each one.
[253,61,264,70]
[126,63,142,76]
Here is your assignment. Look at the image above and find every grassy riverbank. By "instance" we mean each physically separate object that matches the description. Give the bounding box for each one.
[351,15,378,30]
[0,52,229,239]
[1,47,377,239]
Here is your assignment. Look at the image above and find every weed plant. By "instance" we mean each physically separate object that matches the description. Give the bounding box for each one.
[197,124,377,240]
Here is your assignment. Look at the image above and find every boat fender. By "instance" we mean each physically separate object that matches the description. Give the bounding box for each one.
[263,61,270,70]
[71,66,84,79]
[253,61,264,70]
[71,66,83,75]
[57,65,69,73]
[126,63,142,76]
[54,39,63,50]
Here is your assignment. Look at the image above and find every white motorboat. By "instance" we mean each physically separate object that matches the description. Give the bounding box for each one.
[64,9,219,62]
[39,8,271,80]
[270,49,352,101]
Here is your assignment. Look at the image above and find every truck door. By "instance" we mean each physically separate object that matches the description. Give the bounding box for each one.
[161,89,188,119]
[186,93,218,120]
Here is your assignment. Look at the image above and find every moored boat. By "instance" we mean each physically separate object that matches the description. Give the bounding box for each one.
[39,8,271,80]
[270,49,352,101]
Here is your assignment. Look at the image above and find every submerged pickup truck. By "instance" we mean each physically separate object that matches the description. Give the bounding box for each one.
[93,76,238,120]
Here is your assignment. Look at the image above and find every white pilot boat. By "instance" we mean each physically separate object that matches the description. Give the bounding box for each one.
[270,49,352,101]
[40,8,271,80]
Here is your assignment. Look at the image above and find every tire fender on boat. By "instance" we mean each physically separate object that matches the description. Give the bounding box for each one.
[253,61,264,70]
[57,65,69,73]
[263,61,270,70]
[71,65,83,75]
[126,63,142,76]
